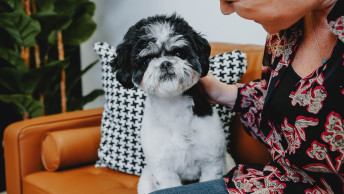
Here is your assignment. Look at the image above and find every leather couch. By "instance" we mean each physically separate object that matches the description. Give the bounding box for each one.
[3,42,271,194]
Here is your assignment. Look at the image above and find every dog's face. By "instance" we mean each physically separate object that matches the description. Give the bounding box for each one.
[112,15,210,97]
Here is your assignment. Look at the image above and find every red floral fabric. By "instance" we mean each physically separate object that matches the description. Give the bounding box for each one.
[224,0,344,193]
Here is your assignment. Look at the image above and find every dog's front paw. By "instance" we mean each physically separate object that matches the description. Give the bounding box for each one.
[138,167,183,194]
[199,159,226,182]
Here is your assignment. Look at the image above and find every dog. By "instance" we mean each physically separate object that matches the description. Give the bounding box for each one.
[111,14,233,194]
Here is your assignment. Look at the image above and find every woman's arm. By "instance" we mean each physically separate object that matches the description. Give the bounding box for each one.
[199,73,238,108]
[199,72,268,140]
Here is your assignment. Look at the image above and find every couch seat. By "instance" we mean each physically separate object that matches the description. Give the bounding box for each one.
[23,165,139,194]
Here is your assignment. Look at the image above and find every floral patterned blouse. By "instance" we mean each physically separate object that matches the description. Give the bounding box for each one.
[223,0,344,193]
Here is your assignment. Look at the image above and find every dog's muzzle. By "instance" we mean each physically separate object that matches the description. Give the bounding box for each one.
[159,61,176,81]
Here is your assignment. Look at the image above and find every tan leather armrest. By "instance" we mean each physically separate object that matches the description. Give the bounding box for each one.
[41,126,101,172]
[3,108,103,194]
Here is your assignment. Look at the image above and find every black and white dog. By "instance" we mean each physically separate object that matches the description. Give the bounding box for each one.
[111,14,233,194]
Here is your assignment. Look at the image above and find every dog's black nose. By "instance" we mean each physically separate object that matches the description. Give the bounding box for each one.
[160,61,173,70]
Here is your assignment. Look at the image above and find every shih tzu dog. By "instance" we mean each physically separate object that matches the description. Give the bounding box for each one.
[111,14,233,194]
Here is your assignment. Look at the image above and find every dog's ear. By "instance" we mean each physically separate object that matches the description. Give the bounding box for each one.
[190,32,211,77]
[111,42,135,89]
[111,18,151,89]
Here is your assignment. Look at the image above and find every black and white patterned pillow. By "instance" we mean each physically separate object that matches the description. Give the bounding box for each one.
[93,42,246,176]
[93,42,146,175]
[209,51,247,152]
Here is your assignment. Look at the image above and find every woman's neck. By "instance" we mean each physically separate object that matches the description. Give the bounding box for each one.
[290,9,337,78]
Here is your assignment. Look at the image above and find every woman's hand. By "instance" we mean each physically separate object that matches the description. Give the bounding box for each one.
[198,73,238,107]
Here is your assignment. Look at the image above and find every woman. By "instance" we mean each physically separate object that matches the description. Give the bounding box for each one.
[153,0,344,193]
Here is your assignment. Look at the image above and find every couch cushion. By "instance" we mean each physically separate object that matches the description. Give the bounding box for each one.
[93,42,247,176]
[41,127,101,171]
[23,165,139,194]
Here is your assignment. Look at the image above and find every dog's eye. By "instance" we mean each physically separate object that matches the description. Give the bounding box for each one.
[175,52,185,59]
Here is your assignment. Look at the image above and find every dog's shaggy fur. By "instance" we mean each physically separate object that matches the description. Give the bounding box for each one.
[111,14,234,194]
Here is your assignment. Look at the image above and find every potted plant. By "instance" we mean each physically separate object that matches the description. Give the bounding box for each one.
[0,0,103,190]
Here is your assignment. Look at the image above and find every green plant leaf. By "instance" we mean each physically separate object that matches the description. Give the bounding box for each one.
[34,0,56,12]
[54,0,89,15]
[67,59,98,96]
[0,12,41,46]
[63,14,96,45]
[47,30,57,45]
[21,60,66,93]
[0,60,65,95]
[67,89,104,111]
[73,1,96,18]
[0,0,22,12]
[0,94,44,118]
[0,0,14,9]
[62,1,96,46]
[0,67,23,93]
[31,11,72,40]
[0,0,13,12]
[0,0,98,117]
[0,47,27,71]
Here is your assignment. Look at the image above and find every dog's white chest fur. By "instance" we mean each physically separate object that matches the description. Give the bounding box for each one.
[138,95,226,193]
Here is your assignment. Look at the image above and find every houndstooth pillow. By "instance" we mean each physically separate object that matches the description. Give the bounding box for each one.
[209,51,247,152]
[93,42,246,176]
[93,42,146,175]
